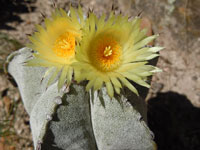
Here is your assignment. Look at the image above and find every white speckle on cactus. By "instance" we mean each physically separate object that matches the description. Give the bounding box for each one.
[55,96,62,105]
[60,85,67,92]
[46,114,52,121]
[66,85,70,93]
[149,130,155,140]
[60,84,70,93]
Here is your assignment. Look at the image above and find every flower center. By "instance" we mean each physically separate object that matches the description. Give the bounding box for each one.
[90,36,121,72]
[53,32,75,58]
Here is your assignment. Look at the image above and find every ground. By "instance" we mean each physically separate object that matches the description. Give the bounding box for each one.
[0,0,199,150]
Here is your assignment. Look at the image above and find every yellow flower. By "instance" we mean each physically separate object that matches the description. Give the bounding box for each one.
[75,13,163,97]
[27,6,84,90]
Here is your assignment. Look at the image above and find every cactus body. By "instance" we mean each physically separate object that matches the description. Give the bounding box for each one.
[8,48,156,150]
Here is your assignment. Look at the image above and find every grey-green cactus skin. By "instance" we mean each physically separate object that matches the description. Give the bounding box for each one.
[7,47,156,150]
[91,89,155,150]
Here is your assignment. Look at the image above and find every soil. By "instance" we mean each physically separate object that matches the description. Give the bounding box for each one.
[0,0,199,150]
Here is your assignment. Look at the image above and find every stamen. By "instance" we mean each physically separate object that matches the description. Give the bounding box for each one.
[104,46,113,57]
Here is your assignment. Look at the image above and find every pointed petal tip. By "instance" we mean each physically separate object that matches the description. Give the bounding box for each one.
[149,47,165,52]
[151,67,162,73]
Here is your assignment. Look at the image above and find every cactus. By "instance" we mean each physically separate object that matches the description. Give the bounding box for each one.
[7,47,156,150]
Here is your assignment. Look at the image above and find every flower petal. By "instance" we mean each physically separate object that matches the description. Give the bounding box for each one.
[58,66,69,90]
[105,81,114,98]
[119,77,139,96]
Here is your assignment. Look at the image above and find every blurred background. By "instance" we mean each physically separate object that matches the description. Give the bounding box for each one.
[0,0,199,150]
